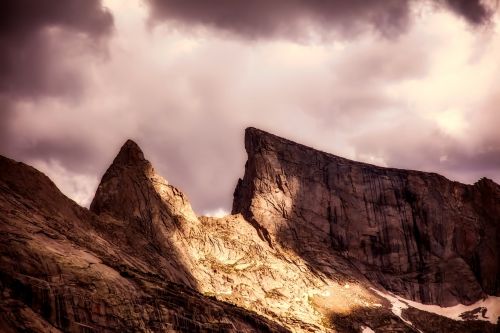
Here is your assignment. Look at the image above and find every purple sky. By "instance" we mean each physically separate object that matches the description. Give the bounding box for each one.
[1,0,499,216]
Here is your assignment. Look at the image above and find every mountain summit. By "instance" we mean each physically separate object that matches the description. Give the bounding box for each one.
[234,127,500,306]
[0,128,498,332]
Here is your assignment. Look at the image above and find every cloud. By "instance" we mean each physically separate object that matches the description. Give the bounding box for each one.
[0,0,499,215]
[146,0,411,39]
[349,33,500,184]
[0,0,113,98]
[350,109,500,184]
[0,0,114,182]
[145,0,494,40]
[441,0,495,25]
[31,159,99,207]
[202,208,230,218]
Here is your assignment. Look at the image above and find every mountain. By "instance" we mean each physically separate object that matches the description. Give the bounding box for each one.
[0,128,498,332]
[0,150,286,332]
[234,128,499,306]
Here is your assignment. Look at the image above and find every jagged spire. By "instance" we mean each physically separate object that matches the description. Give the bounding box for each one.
[90,139,152,217]
[112,139,147,167]
[90,138,197,226]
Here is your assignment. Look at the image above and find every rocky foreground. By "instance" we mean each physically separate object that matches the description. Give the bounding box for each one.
[0,128,498,332]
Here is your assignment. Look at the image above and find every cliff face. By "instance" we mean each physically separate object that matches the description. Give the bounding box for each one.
[90,139,200,288]
[0,153,288,333]
[233,127,500,307]
[1,129,499,333]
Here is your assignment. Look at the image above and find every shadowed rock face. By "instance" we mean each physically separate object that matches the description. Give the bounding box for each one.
[0,152,289,333]
[90,139,200,288]
[233,127,500,306]
[1,129,499,332]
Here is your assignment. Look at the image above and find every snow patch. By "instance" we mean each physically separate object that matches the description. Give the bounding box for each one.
[399,295,500,324]
[372,288,500,325]
[361,326,375,333]
[371,288,420,331]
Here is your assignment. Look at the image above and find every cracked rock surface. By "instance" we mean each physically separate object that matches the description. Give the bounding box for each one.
[1,128,498,332]
[233,127,500,307]
[0,152,288,333]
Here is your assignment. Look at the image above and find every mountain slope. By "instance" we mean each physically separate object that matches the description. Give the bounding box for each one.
[233,127,500,306]
[0,154,289,332]
[0,128,499,332]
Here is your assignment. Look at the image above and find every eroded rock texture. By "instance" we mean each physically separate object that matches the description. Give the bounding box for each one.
[1,128,498,332]
[233,127,500,307]
[0,154,288,332]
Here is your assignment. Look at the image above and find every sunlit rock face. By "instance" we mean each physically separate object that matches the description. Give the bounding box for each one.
[0,154,287,332]
[0,129,499,332]
[90,139,200,287]
[233,127,500,307]
[88,140,383,331]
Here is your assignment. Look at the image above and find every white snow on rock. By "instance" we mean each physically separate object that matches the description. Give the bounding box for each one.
[399,295,500,324]
[371,288,500,325]
[371,288,421,331]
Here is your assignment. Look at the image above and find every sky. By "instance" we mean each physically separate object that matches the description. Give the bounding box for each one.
[1,0,500,216]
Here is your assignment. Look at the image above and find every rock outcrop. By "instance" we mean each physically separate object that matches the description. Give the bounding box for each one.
[233,127,500,307]
[0,153,288,332]
[86,140,378,332]
[90,139,200,288]
[1,129,499,332]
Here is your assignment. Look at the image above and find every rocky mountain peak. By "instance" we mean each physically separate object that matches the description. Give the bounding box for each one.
[1,129,499,332]
[90,139,156,217]
[234,127,500,307]
[115,139,146,163]
[91,139,197,224]
[244,127,269,151]
[89,139,200,286]
[90,139,151,218]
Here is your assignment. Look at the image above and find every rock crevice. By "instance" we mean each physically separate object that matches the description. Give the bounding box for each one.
[233,127,500,306]
[1,128,499,332]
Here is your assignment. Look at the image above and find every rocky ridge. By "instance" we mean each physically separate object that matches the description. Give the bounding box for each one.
[233,127,499,307]
[0,128,499,332]
[0,153,288,332]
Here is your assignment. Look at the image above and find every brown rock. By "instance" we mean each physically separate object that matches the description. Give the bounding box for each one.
[233,127,500,306]
[0,153,289,333]
[90,139,199,287]
[1,130,498,332]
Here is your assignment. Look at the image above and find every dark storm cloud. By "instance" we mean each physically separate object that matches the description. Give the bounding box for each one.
[442,0,495,25]
[1,0,498,213]
[0,0,113,97]
[147,0,412,39]
[0,0,113,179]
[146,0,493,39]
